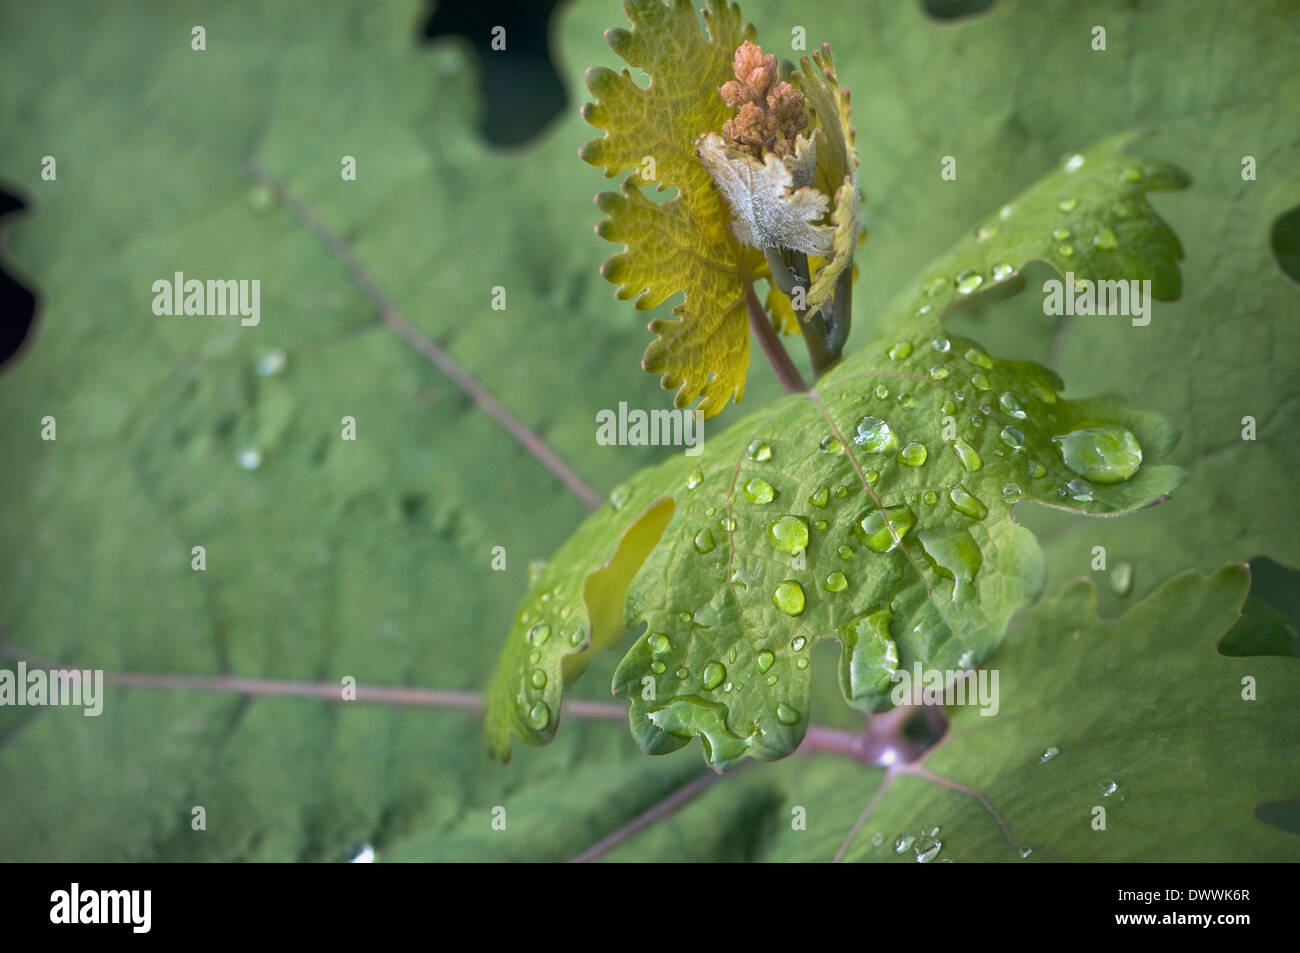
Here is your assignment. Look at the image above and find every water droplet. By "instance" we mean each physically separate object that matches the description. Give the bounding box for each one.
[898,441,928,467]
[1063,153,1085,174]
[248,185,276,212]
[755,650,775,674]
[720,516,737,531]
[1026,459,1047,479]
[1057,197,1079,213]
[648,633,671,654]
[530,670,547,689]
[1029,382,1057,405]
[766,673,779,686]
[974,223,999,243]
[894,833,916,853]
[824,570,848,592]
[693,528,716,554]
[256,348,287,377]
[796,657,809,670]
[853,416,897,453]
[1100,779,1118,797]
[855,505,918,552]
[991,261,1015,281]
[1119,165,1142,183]
[923,275,947,297]
[675,667,689,679]
[837,544,854,560]
[916,304,933,318]
[998,391,1027,419]
[568,627,586,646]
[951,438,983,472]
[834,484,850,497]
[746,439,773,462]
[705,506,716,517]
[888,341,913,360]
[775,703,801,726]
[1065,477,1093,501]
[1111,561,1134,596]
[1053,424,1143,483]
[678,610,693,623]
[1092,227,1117,250]
[999,203,1015,220]
[744,477,778,504]
[610,485,631,510]
[931,336,951,353]
[929,364,950,381]
[1041,746,1060,762]
[527,623,551,646]
[1017,846,1033,859]
[1000,425,1025,450]
[922,490,938,505]
[955,269,984,295]
[768,515,809,555]
[947,486,989,520]
[791,636,806,652]
[812,518,828,531]
[819,435,843,455]
[1058,243,1074,257]
[687,468,704,489]
[1052,227,1072,241]
[528,701,551,729]
[964,347,993,369]
[1002,483,1022,504]
[916,839,942,863]
[701,661,727,690]
[772,580,806,616]
[237,448,262,470]
[650,660,666,674]
[874,383,890,400]
[809,486,830,509]
[971,372,991,391]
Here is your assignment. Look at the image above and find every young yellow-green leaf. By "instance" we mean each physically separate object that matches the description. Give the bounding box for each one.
[581,0,766,417]
[488,138,1189,768]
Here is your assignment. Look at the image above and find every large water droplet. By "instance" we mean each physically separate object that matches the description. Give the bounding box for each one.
[898,441,928,467]
[931,336,951,353]
[1065,477,1094,501]
[853,416,897,453]
[855,506,917,552]
[647,632,671,654]
[527,623,551,646]
[809,486,830,508]
[756,650,775,674]
[824,570,848,592]
[701,661,727,690]
[693,528,716,554]
[775,703,801,726]
[1053,425,1143,484]
[974,223,999,243]
[1001,483,1022,504]
[746,439,773,462]
[998,391,1028,419]
[955,269,984,294]
[964,347,993,369]
[1111,561,1134,596]
[744,477,778,503]
[947,486,989,520]
[819,435,843,455]
[528,701,551,729]
[888,341,913,360]
[1000,425,1025,450]
[894,833,916,853]
[917,529,983,605]
[772,581,806,616]
[991,261,1015,281]
[952,438,983,472]
[1100,779,1118,797]
[929,364,950,381]
[768,515,809,554]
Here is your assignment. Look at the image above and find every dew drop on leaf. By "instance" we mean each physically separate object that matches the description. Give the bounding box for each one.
[1041,746,1060,762]
[647,633,671,654]
[1112,561,1134,596]
[527,623,551,646]
[775,703,801,726]
[947,486,989,520]
[898,441,928,467]
[687,468,704,489]
[756,650,775,674]
[744,477,777,504]
[853,416,897,453]
[819,435,843,454]
[701,661,726,690]
[855,505,917,552]
[746,439,773,462]
[1093,227,1118,250]
[528,701,550,729]
[1000,425,1025,450]
[1057,197,1079,213]
[824,570,848,591]
[1053,425,1143,483]
[952,438,983,472]
[768,515,809,554]
[809,486,830,508]
[991,261,1015,281]
[955,269,984,294]
[931,336,951,353]
[693,528,716,554]
[772,580,806,616]
[888,341,912,360]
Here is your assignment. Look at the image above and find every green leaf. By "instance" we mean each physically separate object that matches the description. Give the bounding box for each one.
[490,125,1190,767]
[582,0,766,417]
[589,566,1300,862]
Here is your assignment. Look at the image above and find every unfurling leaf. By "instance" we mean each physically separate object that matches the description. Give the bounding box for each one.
[489,132,1190,768]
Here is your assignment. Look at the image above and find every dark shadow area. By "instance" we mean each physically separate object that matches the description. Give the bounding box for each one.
[0,187,36,370]
[920,0,996,21]
[421,0,568,148]
[1270,203,1300,284]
